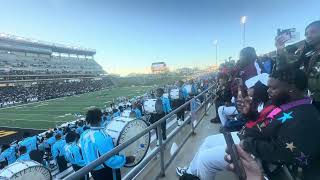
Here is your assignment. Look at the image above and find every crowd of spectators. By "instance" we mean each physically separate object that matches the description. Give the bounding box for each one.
[0,79,113,108]
[176,20,320,180]
[0,53,104,76]
[0,69,101,76]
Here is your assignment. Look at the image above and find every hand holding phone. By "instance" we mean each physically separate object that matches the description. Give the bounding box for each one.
[275,28,300,50]
[222,130,247,180]
[225,144,265,180]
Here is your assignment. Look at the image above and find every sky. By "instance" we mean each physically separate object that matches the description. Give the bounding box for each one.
[0,0,319,75]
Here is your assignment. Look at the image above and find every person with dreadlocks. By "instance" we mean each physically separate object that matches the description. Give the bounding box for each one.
[177,68,320,180]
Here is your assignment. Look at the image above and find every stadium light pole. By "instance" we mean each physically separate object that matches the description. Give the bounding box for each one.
[241,16,247,47]
[213,40,218,66]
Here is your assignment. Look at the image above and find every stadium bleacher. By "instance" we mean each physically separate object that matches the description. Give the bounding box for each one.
[0,34,113,108]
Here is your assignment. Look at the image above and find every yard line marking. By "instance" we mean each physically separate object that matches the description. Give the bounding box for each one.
[0,125,46,131]
[83,106,96,110]
[0,112,58,116]
[0,117,66,123]
[34,103,49,108]
[54,113,73,119]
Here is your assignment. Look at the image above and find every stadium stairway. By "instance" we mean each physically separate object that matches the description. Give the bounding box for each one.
[134,105,237,180]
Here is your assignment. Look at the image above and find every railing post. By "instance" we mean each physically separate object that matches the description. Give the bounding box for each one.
[190,98,196,135]
[204,93,208,116]
[157,124,165,177]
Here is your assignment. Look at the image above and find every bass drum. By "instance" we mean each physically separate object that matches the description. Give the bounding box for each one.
[0,160,51,180]
[105,117,150,167]
[143,99,162,114]
[169,89,180,100]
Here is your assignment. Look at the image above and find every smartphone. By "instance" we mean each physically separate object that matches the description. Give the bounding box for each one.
[222,130,247,180]
[277,28,300,44]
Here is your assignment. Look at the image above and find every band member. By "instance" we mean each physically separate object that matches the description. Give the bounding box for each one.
[0,144,17,168]
[189,79,198,97]
[150,88,172,143]
[101,111,112,127]
[18,132,38,153]
[29,149,45,164]
[44,131,56,151]
[65,131,88,180]
[132,103,142,119]
[112,109,120,118]
[17,146,30,161]
[136,98,144,116]
[76,121,85,135]
[52,133,68,172]
[174,81,188,126]
[79,108,135,180]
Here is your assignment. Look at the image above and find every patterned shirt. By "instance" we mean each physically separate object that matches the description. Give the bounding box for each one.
[240,98,320,179]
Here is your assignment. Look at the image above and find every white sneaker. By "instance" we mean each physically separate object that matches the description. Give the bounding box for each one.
[156,140,160,146]
[177,120,181,126]
[176,166,188,177]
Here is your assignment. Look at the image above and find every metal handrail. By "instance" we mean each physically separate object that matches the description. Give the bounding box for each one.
[64,85,215,180]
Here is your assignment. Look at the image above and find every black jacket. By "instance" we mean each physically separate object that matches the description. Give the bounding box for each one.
[240,103,320,180]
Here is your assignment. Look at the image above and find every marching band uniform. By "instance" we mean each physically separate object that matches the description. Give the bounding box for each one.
[159,95,172,140]
[46,135,56,148]
[65,142,87,180]
[0,145,17,166]
[191,83,198,96]
[18,136,38,153]
[150,94,172,140]
[112,110,121,118]
[17,153,31,161]
[76,125,85,135]
[175,86,188,125]
[132,108,142,119]
[52,138,68,172]
[150,94,172,141]
[101,115,112,127]
[79,127,126,180]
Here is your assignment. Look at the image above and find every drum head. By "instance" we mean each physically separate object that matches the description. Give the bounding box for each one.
[0,160,51,180]
[117,120,150,167]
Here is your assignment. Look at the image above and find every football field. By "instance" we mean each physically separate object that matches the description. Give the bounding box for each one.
[0,86,152,129]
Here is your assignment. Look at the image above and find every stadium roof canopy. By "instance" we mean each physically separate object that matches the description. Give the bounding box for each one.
[0,33,96,56]
[151,62,166,65]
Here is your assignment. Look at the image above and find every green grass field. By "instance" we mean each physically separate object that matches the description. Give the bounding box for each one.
[0,86,152,129]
